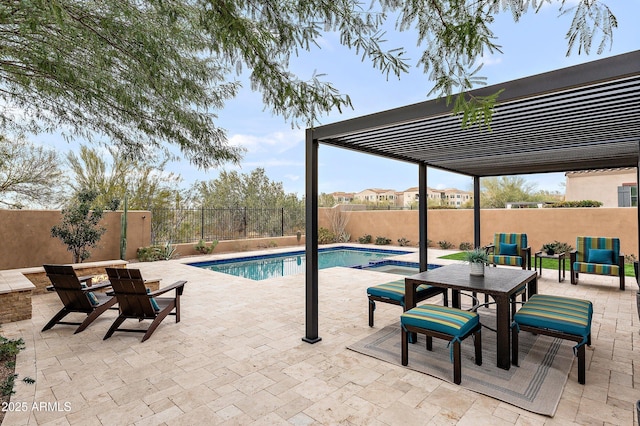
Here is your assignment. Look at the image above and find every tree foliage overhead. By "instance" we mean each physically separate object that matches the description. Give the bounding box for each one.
[0,0,618,165]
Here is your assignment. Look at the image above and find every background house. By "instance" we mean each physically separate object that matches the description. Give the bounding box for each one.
[565,168,638,207]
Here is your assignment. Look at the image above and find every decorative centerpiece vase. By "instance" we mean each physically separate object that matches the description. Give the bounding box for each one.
[469,262,485,276]
[464,248,488,277]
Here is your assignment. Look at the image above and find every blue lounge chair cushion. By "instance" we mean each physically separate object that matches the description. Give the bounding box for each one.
[401,304,479,337]
[500,243,518,256]
[367,279,435,306]
[587,249,613,265]
[146,288,160,312]
[513,294,592,338]
[80,283,99,306]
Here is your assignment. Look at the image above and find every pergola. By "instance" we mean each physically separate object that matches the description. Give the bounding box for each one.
[303,50,640,343]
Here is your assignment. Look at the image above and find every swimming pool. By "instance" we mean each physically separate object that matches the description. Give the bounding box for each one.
[189,246,411,280]
[356,259,440,275]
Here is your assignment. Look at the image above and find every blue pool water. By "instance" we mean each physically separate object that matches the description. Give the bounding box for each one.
[356,259,440,275]
[189,246,410,280]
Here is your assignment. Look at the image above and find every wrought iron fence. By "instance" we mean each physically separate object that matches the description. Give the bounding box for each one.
[151,207,306,244]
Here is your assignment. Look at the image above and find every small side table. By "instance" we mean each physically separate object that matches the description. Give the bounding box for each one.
[534,251,566,282]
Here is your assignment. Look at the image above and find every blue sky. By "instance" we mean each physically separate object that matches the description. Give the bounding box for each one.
[34,2,640,198]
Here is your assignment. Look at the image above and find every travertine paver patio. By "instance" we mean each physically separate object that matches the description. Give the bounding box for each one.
[1,247,638,425]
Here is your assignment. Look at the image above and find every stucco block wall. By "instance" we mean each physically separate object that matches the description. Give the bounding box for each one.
[0,210,150,269]
[320,207,638,257]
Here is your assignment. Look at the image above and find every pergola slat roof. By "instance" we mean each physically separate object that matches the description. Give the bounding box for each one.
[312,50,640,177]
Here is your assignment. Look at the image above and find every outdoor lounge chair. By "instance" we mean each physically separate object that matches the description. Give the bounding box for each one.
[485,233,531,270]
[480,233,531,320]
[104,268,186,342]
[42,264,117,334]
[570,236,625,290]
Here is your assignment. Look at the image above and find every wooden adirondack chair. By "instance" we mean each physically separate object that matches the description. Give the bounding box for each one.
[104,268,186,342]
[42,264,117,334]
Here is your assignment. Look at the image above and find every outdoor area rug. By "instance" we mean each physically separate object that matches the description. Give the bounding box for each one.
[348,312,574,416]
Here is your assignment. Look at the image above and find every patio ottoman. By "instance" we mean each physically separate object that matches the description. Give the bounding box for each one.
[401,304,482,384]
[511,294,593,384]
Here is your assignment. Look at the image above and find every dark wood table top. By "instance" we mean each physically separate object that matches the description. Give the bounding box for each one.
[405,263,537,296]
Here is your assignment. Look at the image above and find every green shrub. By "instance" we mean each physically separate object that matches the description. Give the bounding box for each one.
[358,234,372,244]
[137,243,177,261]
[438,240,454,249]
[195,239,218,254]
[318,227,336,244]
[540,240,573,254]
[459,242,473,251]
[397,237,410,247]
[374,236,391,245]
[548,200,602,208]
[0,336,33,397]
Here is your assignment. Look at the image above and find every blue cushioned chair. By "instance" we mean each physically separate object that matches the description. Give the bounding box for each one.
[401,304,482,384]
[485,233,531,270]
[367,279,447,327]
[511,294,593,384]
[570,236,625,290]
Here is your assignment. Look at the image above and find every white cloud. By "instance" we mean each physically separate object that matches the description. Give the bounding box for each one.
[243,159,303,168]
[228,130,304,154]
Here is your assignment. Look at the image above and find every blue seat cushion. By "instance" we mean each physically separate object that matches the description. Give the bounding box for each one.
[401,305,479,337]
[367,279,435,306]
[80,283,99,306]
[587,248,614,265]
[500,242,518,256]
[146,288,160,312]
[513,294,592,338]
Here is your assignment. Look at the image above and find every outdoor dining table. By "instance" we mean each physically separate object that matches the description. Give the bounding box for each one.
[405,264,538,370]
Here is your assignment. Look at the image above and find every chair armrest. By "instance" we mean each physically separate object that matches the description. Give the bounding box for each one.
[570,250,577,264]
[484,244,495,255]
[150,280,187,297]
[521,246,532,270]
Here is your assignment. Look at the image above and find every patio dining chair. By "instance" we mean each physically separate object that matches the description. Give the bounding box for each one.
[42,264,117,334]
[104,268,186,342]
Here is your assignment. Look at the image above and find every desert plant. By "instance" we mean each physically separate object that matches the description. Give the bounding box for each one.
[438,240,454,249]
[0,336,34,397]
[120,194,128,260]
[195,239,218,254]
[318,227,336,244]
[374,236,391,245]
[459,241,473,251]
[137,243,177,261]
[337,232,350,243]
[51,189,106,263]
[463,248,489,264]
[328,206,349,242]
[397,237,410,247]
[541,242,556,255]
[358,234,372,244]
[541,240,573,255]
